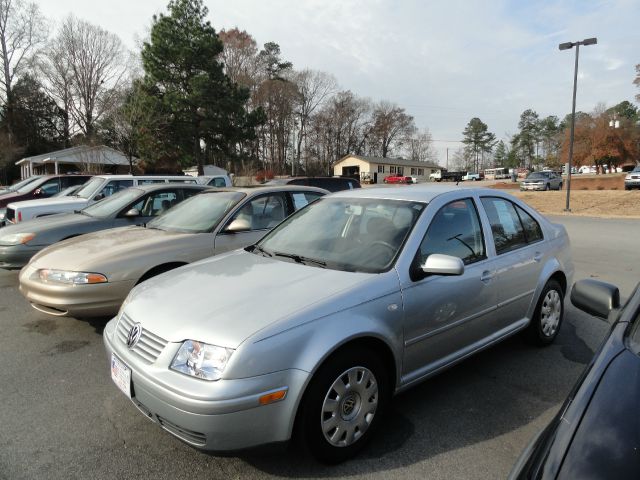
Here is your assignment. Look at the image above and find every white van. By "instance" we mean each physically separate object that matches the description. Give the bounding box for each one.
[6,175,198,224]
[194,174,233,187]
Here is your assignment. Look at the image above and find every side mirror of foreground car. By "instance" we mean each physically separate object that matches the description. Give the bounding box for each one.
[224,218,251,233]
[421,254,465,276]
[123,208,140,218]
[570,279,620,320]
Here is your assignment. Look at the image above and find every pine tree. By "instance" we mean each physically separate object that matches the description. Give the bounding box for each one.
[137,0,262,173]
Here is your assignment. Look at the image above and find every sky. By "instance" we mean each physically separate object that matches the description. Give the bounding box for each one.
[37,0,640,165]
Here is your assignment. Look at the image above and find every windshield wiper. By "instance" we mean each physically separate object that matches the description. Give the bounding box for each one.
[248,244,273,257]
[273,251,327,268]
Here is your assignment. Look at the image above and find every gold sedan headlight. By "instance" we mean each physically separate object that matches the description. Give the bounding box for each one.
[38,269,108,285]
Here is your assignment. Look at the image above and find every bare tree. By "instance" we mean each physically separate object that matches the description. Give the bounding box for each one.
[0,0,47,133]
[59,15,128,137]
[370,101,415,158]
[292,69,336,168]
[37,34,73,146]
[406,127,437,163]
[218,28,260,90]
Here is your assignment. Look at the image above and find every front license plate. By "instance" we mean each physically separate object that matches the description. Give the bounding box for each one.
[111,354,132,398]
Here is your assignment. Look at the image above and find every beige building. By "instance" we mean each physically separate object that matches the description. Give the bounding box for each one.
[333,155,441,184]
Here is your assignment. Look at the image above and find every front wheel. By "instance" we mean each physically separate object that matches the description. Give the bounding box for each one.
[524,279,564,346]
[296,346,389,463]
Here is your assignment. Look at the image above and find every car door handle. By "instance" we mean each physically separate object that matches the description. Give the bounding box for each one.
[533,252,543,262]
[480,271,495,283]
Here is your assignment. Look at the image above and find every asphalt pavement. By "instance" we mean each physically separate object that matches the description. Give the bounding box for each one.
[0,214,636,480]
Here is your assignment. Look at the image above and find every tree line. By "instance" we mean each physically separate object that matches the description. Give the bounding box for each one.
[0,0,638,183]
[0,0,437,181]
[453,103,639,174]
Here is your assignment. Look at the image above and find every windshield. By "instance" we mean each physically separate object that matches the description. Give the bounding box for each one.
[74,177,105,199]
[632,167,640,173]
[16,177,48,193]
[54,185,81,197]
[526,173,547,180]
[4,176,42,192]
[82,188,142,218]
[257,197,425,273]
[147,191,244,233]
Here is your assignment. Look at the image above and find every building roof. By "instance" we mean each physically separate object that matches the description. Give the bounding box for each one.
[15,145,136,166]
[335,154,441,170]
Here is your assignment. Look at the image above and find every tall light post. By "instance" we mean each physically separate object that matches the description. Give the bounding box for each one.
[559,37,597,212]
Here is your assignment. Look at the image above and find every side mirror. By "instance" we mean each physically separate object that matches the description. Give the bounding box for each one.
[123,208,140,218]
[224,218,251,233]
[94,193,105,201]
[421,254,464,276]
[571,279,620,320]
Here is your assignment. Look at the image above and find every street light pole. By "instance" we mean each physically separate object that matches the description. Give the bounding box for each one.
[559,37,597,212]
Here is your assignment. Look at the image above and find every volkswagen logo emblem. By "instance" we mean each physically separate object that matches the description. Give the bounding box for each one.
[127,323,143,349]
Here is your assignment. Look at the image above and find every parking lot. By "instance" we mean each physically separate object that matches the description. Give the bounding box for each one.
[0,214,637,480]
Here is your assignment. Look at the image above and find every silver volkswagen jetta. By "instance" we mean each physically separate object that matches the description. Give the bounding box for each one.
[103,185,573,463]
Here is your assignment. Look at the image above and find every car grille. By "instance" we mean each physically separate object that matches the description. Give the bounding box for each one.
[157,415,206,446]
[116,313,168,364]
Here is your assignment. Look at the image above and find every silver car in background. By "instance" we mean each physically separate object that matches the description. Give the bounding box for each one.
[520,171,563,191]
[104,185,573,463]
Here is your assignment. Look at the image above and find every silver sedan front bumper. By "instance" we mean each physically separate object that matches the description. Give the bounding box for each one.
[103,318,310,451]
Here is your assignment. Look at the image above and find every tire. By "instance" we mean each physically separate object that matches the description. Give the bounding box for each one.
[524,279,564,346]
[296,346,389,464]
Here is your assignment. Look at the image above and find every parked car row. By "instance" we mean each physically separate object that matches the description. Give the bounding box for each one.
[0,174,92,225]
[7,174,630,470]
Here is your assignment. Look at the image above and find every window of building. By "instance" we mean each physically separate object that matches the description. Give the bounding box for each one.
[390,166,396,174]
[397,167,404,175]
[377,165,385,173]
[418,168,424,176]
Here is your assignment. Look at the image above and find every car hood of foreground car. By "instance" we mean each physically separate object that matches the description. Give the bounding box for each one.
[29,226,197,273]
[123,249,378,349]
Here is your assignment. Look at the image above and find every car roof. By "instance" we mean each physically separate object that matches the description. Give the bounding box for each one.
[199,185,330,195]
[328,184,507,203]
[131,183,209,192]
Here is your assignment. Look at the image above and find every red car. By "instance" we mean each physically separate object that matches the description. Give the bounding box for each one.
[383,175,412,184]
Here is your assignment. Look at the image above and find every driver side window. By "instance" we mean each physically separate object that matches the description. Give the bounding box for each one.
[416,198,486,266]
[130,191,178,217]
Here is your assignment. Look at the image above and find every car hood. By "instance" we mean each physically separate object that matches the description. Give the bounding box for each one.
[0,191,22,206]
[0,212,96,237]
[124,250,374,348]
[29,226,194,272]
[7,196,88,209]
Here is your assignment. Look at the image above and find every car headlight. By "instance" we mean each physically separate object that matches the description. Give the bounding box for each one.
[38,269,108,284]
[170,340,234,381]
[0,232,35,246]
[626,175,632,180]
